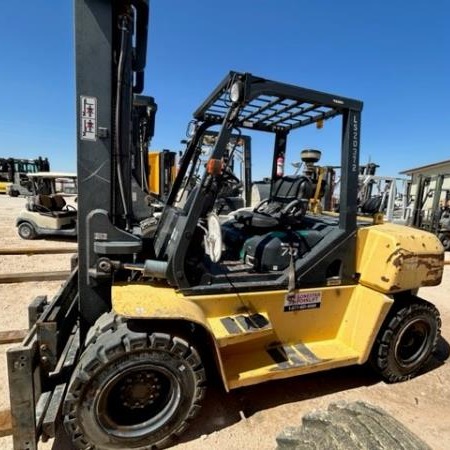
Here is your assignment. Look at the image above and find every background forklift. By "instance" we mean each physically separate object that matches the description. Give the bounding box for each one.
[176,129,252,218]
[0,156,50,196]
[7,1,445,449]
[409,173,450,250]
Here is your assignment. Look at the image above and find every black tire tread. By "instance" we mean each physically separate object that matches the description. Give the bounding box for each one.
[84,311,126,347]
[276,401,431,450]
[371,297,441,383]
[64,319,206,450]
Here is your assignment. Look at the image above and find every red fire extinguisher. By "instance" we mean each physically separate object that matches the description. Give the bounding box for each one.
[276,154,284,177]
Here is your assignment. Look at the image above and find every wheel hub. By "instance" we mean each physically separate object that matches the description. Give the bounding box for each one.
[95,362,182,439]
[396,319,430,367]
[119,372,162,409]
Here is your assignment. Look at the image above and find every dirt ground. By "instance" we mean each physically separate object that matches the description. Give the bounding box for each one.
[0,194,449,450]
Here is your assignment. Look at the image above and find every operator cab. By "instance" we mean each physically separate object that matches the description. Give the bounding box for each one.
[147,72,363,294]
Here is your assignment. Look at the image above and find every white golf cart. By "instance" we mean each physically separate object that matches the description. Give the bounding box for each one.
[16,172,77,239]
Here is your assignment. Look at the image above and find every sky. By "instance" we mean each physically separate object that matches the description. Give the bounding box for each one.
[0,0,449,181]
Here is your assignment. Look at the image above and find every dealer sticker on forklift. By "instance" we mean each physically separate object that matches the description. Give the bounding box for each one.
[284,291,322,312]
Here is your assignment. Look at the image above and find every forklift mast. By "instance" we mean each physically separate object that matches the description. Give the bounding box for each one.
[75,0,151,331]
[410,174,446,233]
[194,130,252,207]
[429,175,445,233]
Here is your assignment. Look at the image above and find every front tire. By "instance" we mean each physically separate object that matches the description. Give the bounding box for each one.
[63,322,206,449]
[18,222,36,239]
[370,297,441,382]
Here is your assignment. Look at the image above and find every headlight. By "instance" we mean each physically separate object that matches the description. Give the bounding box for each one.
[230,81,243,103]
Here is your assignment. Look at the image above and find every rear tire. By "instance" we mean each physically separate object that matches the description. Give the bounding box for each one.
[18,222,36,240]
[63,321,206,450]
[370,298,440,382]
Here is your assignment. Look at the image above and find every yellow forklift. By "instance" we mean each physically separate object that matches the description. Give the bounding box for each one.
[0,156,50,196]
[7,1,444,449]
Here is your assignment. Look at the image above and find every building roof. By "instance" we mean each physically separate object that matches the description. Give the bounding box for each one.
[400,159,450,175]
[26,172,77,179]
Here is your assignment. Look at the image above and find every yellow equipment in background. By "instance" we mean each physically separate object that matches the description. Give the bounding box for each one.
[148,150,177,200]
[0,156,50,196]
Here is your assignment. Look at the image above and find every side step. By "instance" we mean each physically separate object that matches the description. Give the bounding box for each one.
[222,339,359,389]
[208,312,273,347]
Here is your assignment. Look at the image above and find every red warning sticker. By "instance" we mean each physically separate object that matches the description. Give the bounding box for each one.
[80,96,97,141]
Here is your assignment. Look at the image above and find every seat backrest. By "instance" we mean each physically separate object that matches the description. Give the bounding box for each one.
[36,194,53,210]
[51,194,66,211]
[253,175,313,222]
[271,176,313,204]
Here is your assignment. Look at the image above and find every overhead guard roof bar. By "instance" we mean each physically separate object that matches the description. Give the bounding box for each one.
[194,71,363,133]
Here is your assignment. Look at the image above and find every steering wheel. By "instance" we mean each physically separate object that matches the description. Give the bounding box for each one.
[222,166,241,186]
[254,198,270,213]
[280,199,306,218]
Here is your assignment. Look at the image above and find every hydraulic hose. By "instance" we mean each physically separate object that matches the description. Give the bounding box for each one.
[114,15,132,230]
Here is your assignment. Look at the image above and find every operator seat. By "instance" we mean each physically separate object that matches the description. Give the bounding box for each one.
[233,175,313,229]
[51,195,77,217]
[31,194,54,216]
[31,194,77,218]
